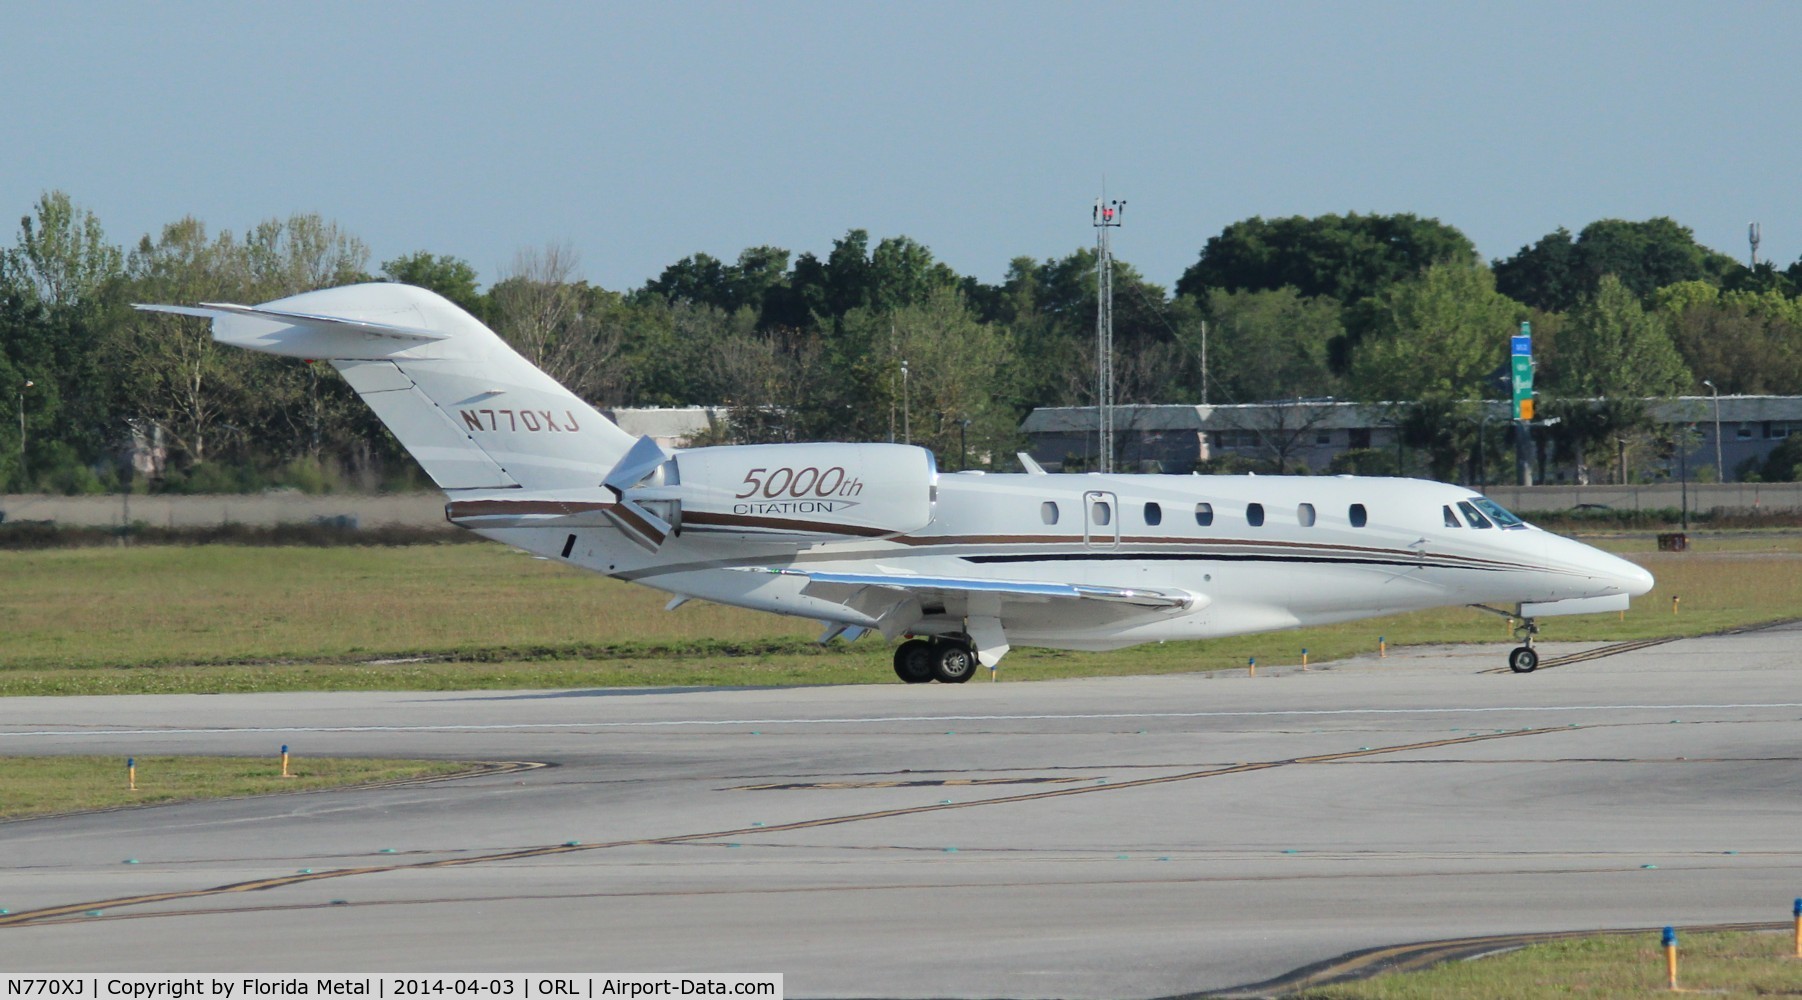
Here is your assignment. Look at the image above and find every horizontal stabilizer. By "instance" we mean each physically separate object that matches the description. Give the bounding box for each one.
[134,300,451,360]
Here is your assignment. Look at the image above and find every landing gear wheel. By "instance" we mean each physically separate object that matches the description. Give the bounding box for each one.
[893,639,934,684]
[1508,646,1539,673]
[932,642,978,684]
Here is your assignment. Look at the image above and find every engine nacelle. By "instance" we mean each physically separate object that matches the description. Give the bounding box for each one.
[625,442,937,546]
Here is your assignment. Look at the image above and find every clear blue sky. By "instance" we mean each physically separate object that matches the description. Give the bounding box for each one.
[4,2,1798,292]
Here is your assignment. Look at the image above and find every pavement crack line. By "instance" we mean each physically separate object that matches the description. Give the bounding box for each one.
[1192,920,1793,999]
[1477,616,1802,674]
[0,725,1575,929]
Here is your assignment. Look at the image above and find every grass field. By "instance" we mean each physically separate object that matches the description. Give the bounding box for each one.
[0,533,1796,695]
[0,756,476,821]
[1290,929,1802,999]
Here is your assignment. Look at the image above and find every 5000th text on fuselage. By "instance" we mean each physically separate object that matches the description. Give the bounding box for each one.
[734,467,863,499]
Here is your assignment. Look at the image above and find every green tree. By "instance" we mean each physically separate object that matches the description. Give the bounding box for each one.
[1,191,123,309]
[488,244,631,405]
[990,247,1184,408]
[382,251,485,317]
[758,230,962,331]
[1540,396,1652,484]
[1490,227,1584,313]
[1396,397,1484,482]
[1196,287,1343,403]
[1756,435,1802,482]
[244,213,370,299]
[0,193,127,489]
[1652,282,1802,395]
[1495,218,1741,311]
[649,244,797,319]
[842,286,1019,467]
[1555,275,1690,398]
[627,297,757,407]
[1176,213,1477,305]
[118,217,257,468]
[1347,265,1524,401]
[867,235,960,313]
[117,213,377,477]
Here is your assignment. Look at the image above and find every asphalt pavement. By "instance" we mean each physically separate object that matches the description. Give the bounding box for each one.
[2,628,1800,998]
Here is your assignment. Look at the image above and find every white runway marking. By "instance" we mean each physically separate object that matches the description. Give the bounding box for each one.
[3,702,1800,739]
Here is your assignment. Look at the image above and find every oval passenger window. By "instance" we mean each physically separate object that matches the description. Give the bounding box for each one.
[1040,501,1059,525]
[1246,503,1265,527]
[1144,502,1162,526]
[1195,502,1214,527]
[1349,503,1367,528]
[1297,502,1316,527]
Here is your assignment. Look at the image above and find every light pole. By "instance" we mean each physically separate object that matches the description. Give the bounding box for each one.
[16,379,31,486]
[1702,379,1723,481]
[1678,423,1691,532]
[900,361,910,445]
[1478,410,1494,492]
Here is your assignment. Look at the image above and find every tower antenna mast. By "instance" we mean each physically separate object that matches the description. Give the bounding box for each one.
[1093,196,1124,472]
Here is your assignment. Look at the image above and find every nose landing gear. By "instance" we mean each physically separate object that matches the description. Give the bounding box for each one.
[1508,616,1540,673]
[1471,604,1541,673]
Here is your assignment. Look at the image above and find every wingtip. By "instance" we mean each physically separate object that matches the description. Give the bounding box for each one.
[131,303,220,318]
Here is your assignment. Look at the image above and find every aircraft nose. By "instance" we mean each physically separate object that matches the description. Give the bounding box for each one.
[1617,557,1655,597]
[1546,534,1655,597]
[1590,546,1654,596]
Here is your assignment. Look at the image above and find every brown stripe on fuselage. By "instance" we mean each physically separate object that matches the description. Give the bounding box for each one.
[613,535,1563,584]
[894,532,1527,572]
[606,502,666,546]
[446,499,615,519]
[681,510,895,537]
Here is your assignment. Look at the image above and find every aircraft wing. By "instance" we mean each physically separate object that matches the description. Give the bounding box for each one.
[737,567,1203,640]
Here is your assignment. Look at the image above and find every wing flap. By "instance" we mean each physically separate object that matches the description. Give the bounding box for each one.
[759,568,1197,609]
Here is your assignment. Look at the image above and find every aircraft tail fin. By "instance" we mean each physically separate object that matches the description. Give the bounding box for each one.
[135,283,637,492]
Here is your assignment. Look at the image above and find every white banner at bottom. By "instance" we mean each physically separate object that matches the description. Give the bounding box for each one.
[0,977,782,1000]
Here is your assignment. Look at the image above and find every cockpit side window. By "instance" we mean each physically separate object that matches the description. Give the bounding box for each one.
[1457,500,1494,529]
[1443,505,1460,528]
[1469,496,1527,529]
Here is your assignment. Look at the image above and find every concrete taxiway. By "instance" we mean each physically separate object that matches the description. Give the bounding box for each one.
[2,627,1800,997]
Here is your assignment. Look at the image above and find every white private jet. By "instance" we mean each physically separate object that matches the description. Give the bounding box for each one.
[139,284,1654,681]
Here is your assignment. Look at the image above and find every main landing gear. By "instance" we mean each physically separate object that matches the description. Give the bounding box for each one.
[892,636,979,684]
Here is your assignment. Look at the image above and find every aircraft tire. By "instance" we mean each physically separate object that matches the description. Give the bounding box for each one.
[893,640,935,683]
[932,642,978,684]
[1508,646,1539,673]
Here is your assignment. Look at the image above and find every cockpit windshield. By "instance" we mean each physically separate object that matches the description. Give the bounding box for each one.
[1468,496,1527,529]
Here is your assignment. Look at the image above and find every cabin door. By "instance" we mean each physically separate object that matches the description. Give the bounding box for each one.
[1083,490,1120,549]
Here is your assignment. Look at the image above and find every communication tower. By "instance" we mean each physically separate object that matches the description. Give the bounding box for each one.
[1093,197,1124,472]
[1749,222,1762,268]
